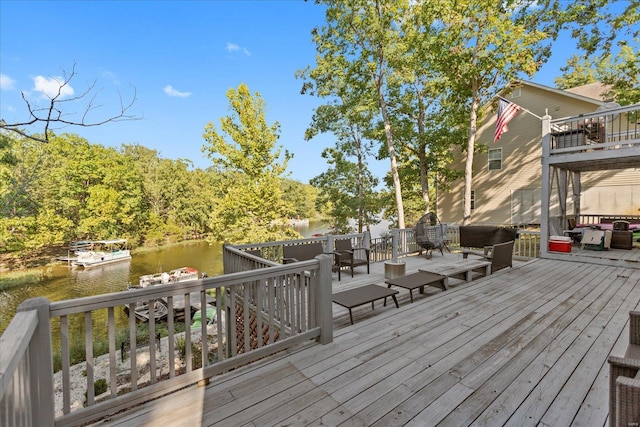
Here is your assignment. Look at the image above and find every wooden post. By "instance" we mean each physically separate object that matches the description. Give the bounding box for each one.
[363,230,371,250]
[391,228,399,263]
[572,171,581,222]
[325,234,335,254]
[540,113,552,258]
[314,254,333,344]
[17,298,54,427]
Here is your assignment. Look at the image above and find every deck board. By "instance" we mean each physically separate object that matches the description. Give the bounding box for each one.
[96,251,640,427]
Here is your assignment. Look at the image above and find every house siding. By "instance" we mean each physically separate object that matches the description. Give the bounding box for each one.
[437,82,639,226]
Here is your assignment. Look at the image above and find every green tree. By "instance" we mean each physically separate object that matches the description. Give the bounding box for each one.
[304,98,379,233]
[305,0,410,228]
[554,55,600,90]
[381,13,468,218]
[311,148,380,235]
[419,0,552,225]
[202,83,297,243]
[555,44,640,105]
[281,179,318,220]
[556,0,639,55]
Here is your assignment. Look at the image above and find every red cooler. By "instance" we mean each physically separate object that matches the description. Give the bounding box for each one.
[549,235,572,253]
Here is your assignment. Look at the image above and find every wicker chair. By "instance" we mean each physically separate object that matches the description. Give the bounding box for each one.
[608,311,640,427]
[414,213,449,259]
[463,240,514,273]
[335,238,370,278]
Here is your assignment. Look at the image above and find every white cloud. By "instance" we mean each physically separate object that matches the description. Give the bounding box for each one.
[226,42,251,56]
[163,85,191,98]
[0,74,16,90]
[32,75,74,99]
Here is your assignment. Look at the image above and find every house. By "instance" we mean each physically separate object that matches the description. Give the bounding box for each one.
[437,80,640,227]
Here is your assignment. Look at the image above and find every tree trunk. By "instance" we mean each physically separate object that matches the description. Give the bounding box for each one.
[379,98,405,229]
[417,106,430,214]
[463,81,480,226]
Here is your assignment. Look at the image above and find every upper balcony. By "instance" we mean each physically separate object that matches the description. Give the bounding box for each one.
[545,103,640,172]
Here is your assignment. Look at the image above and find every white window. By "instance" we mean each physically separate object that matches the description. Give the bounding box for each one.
[488,148,502,171]
[510,87,521,98]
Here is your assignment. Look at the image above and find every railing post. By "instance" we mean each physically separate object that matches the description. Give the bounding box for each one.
[314,254,333,344]
[541,113,552,258]
[325,234,335,253]
[17,297,54,427]
[391,228,399,262]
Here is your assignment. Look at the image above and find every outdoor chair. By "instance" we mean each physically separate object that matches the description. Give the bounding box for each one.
[282,242,342,280]
[414,213,450,259]
[462,240,514,273]
[488,240,514,272]
[335,238,370,278]
[608,311,640,427]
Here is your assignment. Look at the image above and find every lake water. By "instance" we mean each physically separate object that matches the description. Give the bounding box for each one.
[0,241,226,335]
[1,219,392,334]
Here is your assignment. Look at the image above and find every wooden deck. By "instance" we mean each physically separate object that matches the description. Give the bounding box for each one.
[95,250,640,426]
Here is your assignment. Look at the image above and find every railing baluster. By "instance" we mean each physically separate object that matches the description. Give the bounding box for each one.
[148,299,156,384]
[268,278,275,344]
[60,314,70,414]
[108,307,116,398]
[300,275,307,332]
[243,284,250,352]
[128,303,137,391]
[167,296,175,379]
[288,275,296,335]
[84,311,94,406]
[200,290,207,368]
[184,293,191,372]
[256,280,263,348]
[215,289,223,361]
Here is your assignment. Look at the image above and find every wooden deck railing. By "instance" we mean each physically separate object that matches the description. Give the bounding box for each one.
[0,252,333,427]
[0,298,55,427]
[232,228,540,263]
[578,214,640,225]
[1,228,540,426]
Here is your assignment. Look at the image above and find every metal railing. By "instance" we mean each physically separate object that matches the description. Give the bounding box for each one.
[550,104,640,153]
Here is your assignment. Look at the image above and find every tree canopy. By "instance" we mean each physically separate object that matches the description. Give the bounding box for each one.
[202,83,299,244]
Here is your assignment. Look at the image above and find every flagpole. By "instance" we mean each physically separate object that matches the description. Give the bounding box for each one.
[498,96,543,121]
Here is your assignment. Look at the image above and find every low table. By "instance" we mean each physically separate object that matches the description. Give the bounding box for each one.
[385,271,447,302]
[332,284,399,325]
[419,259,491,288]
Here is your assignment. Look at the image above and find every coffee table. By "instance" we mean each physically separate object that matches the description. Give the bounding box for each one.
[385,271,447,302]
[332,284,399,325]
[419,259,491,288]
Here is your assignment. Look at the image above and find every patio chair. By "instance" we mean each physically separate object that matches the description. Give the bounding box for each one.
[488,240,514,272]
[335,238,370,278]
[463,240,514,273]
[414,213,450,259]
[282,242,342,280]
[608,311,640,427]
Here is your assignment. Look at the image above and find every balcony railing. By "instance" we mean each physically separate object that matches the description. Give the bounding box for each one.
[0,228,540,426]
[549,103,640,154]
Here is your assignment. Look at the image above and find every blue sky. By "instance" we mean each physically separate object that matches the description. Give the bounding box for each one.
[0,1,618,183]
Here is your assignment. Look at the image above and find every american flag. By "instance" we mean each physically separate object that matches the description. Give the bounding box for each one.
[494,97,521,142]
